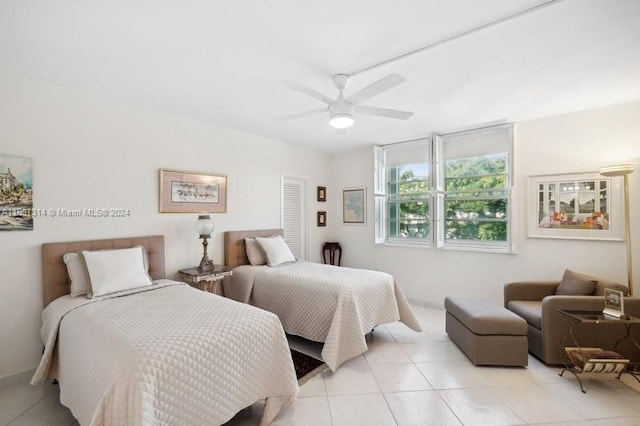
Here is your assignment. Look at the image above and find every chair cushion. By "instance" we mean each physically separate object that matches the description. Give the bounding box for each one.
[507,300,542,330]
[555,269,597,295]
[445,297,527,336]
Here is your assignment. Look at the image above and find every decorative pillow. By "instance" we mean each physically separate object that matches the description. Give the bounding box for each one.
[82,246,152,297]
[63,245,150,298]
[245,237,267,265]
[255,235,296,266]
[63,252,91,297]
[555,269,598,296]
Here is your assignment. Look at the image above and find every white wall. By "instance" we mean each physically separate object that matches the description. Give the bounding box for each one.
[0,71,330,379]
[328,101,640,307]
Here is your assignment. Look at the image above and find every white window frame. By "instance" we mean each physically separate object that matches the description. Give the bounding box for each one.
[374,124,514,253]
[374,139,432,247]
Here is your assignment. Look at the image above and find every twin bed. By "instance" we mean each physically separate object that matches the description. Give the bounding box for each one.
[32,231,421,425]
[224,229,421,371]
[32,236,297,426]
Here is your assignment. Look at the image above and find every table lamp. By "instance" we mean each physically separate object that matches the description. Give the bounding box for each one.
[195,214,215,271]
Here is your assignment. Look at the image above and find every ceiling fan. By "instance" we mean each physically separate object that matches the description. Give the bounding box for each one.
[283,73,413,129]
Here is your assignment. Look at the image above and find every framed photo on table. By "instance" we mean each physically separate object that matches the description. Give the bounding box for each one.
[160,169,227,213]
[603,288,625,318]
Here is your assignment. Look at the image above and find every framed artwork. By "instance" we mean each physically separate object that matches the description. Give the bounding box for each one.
[160,169,227,213]
[317,211,326,227]
[0,154,33,231]
[603,288,625,318]
[343,187,366,225]
[317,186,326,202]
[527,171,624,240]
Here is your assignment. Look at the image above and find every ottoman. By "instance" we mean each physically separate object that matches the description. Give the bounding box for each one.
[445,296,528,366]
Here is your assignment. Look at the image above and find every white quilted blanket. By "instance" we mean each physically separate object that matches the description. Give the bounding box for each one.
[228,262,422,371]
[32,280,298,426]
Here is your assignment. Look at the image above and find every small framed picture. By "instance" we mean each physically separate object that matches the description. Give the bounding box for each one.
[317,211,327,227]
[317,186,327,202]
[603,288,625,318]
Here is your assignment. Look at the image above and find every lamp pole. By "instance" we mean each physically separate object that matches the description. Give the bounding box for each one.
[600,164,634,296]
[622,172,633,296]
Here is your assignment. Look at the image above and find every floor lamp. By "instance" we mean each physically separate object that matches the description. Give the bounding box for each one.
[600,164,635,296]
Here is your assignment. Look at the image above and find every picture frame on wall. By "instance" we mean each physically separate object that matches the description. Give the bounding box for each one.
[342,187,366,225]
[317,211,326,227]
[160,169,227,213]
[0,154,33,231]
[317,186,326,202]
[527,171,624,241]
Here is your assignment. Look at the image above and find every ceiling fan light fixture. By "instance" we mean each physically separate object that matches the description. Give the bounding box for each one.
[329,113,354,129]
[329,102,355,129]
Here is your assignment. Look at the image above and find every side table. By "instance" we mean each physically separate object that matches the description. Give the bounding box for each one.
[558,309,640,392]
[179,265,233,296]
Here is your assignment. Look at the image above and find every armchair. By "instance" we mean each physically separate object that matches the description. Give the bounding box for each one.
[504,275,640,365]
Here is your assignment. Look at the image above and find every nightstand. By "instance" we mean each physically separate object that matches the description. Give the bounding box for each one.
[179,265,233,295]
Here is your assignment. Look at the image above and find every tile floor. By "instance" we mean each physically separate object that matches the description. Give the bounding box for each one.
[1,305,639,425]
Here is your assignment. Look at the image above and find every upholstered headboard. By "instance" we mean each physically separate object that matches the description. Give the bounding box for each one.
[41,235,166,307]
[224,229,283,268]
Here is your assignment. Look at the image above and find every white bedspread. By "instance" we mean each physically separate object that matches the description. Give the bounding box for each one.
[32,280,298,426]
[228,262,422,371]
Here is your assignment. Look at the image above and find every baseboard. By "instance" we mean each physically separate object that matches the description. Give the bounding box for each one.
[0,368,35,387]
[407,297,444,310]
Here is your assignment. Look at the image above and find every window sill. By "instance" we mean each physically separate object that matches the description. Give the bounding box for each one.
[375,241,516,254]
[377,241,431,249]
[442,244,516,255]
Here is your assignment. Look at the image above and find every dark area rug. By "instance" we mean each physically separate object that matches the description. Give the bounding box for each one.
[291,349,327,385]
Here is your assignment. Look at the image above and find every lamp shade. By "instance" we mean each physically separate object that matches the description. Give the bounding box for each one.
[599,164,635,177]
[195,214,214,237]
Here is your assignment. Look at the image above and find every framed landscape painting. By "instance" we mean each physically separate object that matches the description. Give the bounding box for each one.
[343,187,366,225]
[0,154,33,231]
[160,169,227,213]
[527,171,624,241]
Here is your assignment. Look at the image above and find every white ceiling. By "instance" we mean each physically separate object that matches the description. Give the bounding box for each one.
[1,0,639,153]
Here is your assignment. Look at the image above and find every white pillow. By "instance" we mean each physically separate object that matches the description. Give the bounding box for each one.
[63,246,150,298]
[255,235,296,266]
[63,252,91,297]
[245,237,267,265]
[82,246,152,297]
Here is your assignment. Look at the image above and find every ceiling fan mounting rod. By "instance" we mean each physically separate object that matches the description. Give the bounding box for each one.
[346,0,565,77]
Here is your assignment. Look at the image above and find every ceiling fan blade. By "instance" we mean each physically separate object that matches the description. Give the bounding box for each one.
[279,109,327,121]
[356,105,413,120]
[285,80,334,105]
[347,73,406,104]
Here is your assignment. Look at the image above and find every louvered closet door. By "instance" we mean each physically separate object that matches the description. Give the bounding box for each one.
[281,176,307,260]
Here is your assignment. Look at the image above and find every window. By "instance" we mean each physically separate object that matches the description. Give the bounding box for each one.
[375,124,513,252]
[439,125,512,250]
[375,140,431,245]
